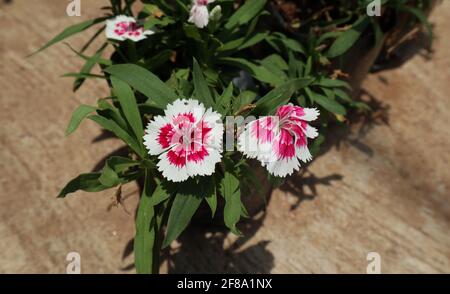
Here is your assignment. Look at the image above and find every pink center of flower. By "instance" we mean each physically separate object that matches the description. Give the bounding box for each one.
[251,106,309,161]
[196,0,209,5]
[158,112,212,167]
[114,21,143,37]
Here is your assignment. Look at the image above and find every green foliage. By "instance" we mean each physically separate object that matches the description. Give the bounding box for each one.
[326,16,371,58]
[105,64,177,108]
[65,105,96,135]
[220,171,242,235]
[30,18,106,55]
[45,0,434,274]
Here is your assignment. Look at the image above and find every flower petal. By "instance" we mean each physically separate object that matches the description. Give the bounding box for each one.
[300,108,320,121]
[297,145,313,163]
[165,99,205,122]
[157,149,189,182]
[187,147,222,177]
[189,5,210,28]
[143,115,173,155]
[305,124,318,139]
[202,108,223,149]
[262,156,300,177]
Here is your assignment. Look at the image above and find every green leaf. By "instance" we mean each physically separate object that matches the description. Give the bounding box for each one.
[218,57,284,86]
[134,171,157,274]
[162,190,203,248]
[88,115,145,158]
[183,23,202,41]
[306,88,346,115]
[104,64,177,109]
[65,105,96,135]
[237,32,269,50]
[98,156,139,187]
[233,90,257,113]
[225,0,267,30]
[97,100,131,133]
[192,58,214,108]
[62,73,106,79]
[326,16,370,58]
[304,56,312,76]
[31,18,106,55]
[252,78,313,115]
[111,77,144,143]
[219,32,268,52]
[270,33,306,54]
[72,44,108,91]
[317,31,342,45]
[314,78,352,90]
[58,173,108,198]
[205,190,217,218]
[260,54,288,80]
[201,178,217,218]
[215,82,234,115]
[334,88,352,103]
[64,42,112,66]
[221,171,241,235]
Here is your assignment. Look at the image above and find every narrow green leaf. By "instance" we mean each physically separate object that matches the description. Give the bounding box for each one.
[162,191,203,248]
[97,101,131,133]
[104,64,177,109]
[205,190,217,218]
[99,156,139,187]
[88,115,145,158]
[326,16,370,58]
[314,78,351,90]
[65,105,96,135]
[111,76,144,143]
[334,88,353,103]
[215,82,233,115]
[134,171,157,274]
[31,18,106,55]
[233,90,257,113]
[221,172,241,235]
[271,33,306,54]
[304,56,312,76]
[218,57,284,86]
[64,42,112,66]
[252,78,313,115]
[58,173,108,198]
[306,88,346,115]
[62,73,106,79]
[192,58,214,107]
[237,32,268,50]
[225,0,267,30]
[260,54,288,80]
[72,44,108,91]
[183,23,202,41]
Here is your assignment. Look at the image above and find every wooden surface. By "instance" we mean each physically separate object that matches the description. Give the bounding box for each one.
[0,0,449,273]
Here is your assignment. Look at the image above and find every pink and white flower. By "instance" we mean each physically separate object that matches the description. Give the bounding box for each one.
[106,15,154,42]
[144,99,223,182]
[188,0,216,28]
[238,105,320,177]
